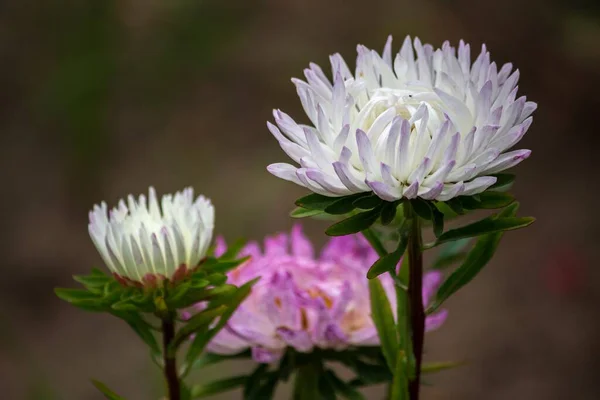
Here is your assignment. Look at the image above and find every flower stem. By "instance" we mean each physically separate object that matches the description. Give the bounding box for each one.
[293,362,321,400]
[162,314,181,400]
[404,201,425,400]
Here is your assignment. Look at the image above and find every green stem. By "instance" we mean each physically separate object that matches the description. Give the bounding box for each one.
[162,314,181,400]
[293,362,321,400]
[404,202,425,400]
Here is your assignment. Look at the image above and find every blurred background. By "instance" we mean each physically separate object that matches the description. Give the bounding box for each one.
[1,0,599,399]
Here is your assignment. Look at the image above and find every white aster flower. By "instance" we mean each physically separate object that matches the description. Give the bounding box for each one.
[88,187,214,287]
[267,36,535,201]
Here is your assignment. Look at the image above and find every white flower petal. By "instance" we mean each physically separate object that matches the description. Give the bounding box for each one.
[267,37,534,202]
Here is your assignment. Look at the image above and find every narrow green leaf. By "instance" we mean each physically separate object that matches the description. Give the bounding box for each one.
[318,374,337,400]
[324,193,368,215]
[249,374,279,400]
[428,205,528,312]
[431,204,444,238]
[170,306,227,354]
[411,200,444,237]
[55,288,98,302]
[361,228,387,257]
[411,199,432,220]
[368,279,398,371]
[443,198,465,215]
[73,274,110,292]
[295,193,338,210]
[220,238,247,260]
[460,191,515,210]
[421,361,465,374]
[367,230,408,279]
[434,216,535,245]
[499,201,521,217]
[326,207,382,236]
[243,364,268,398]
[203,257,249,274]
[290,207,323,219]
[187,350,251,372]
[390,354,409,400]
[190,375,247,398]
[380,202,399,225]
[489,173,515,192]
[112,312,161,356]
[91,380,125,400]
[183,279,258,372]
[324,370,365,400]
[431,238,471,270]
[353,194,383,210]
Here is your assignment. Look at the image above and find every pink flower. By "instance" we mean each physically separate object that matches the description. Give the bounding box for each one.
[204,225,447,363]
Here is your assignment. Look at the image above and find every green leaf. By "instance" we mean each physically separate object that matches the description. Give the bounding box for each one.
[170,306,227,354]
[190,375,247,398]
[460,191,515,210]
[295,193,339,210]
[290,207,324,219]
[249,374,279,400]
[430,204,444,238]
[91,380,125,400]
[411,200,444,237]
[434,216,535,246]
[324,193,369,215]
[368,279,398,371]
[112,312,161,356]
[390,354,409,400]
[429,203,526,312]
[183,279,258,373]
[367,229,408,279]
[203,257,249,274]
[489,173,515,192]
[431,238,471,270]
[361,228,387,257]
[187,350,251,371]
[421,361,464,374]
[55,288,98,302]
[353,194,383,210]
[73,273,110,293]
[326,207,382,236]
[442,198,465,216]
[318,374,337,400]
[55,288,107,312]
[411,199,432,220]
[324,370,365,400]
[380,202,399,225]
[220,238,247,260]
[244,365,271,400]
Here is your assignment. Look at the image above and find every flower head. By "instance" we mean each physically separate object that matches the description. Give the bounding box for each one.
[88,187,214,287]
[204,225,447,363]
[267,36,535,201]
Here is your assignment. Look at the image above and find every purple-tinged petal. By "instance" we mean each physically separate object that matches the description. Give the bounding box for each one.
[267,163,303,185]
[422,271,443,305]
[291,224,314,258]
[436,182,465,202]
[403,180,419,199]
[214,236,227,258]
[367,180,402,201]
[276,327,313,353]
[461,176,497,196]
[252,346,283,364]
[425,309,448,332]
[479,149,531,175]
